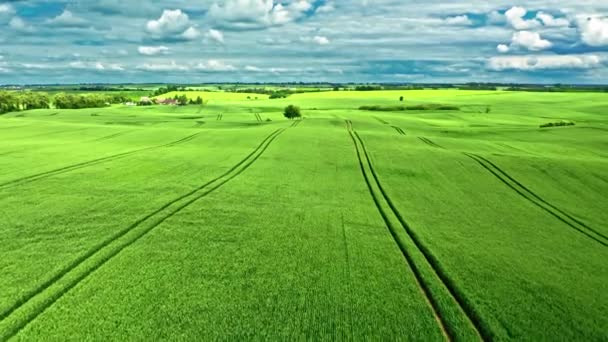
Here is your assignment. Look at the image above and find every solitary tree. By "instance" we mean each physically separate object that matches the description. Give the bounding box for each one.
[283,105,301,120]
[399,96,404,102]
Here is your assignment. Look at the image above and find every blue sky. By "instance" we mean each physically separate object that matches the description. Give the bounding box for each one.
[0,0,607,84]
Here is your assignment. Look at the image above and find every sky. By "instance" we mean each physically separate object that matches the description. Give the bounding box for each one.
[0,0,607,84]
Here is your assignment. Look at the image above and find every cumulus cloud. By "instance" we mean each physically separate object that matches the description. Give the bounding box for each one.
[138,46,170,55]
[207,0,312,30]
[300,35,330,45]
[445,15,472,26]
[195,60,237,71]
[536,12,570,27]
[9,17,34,32]
[0,4,14,15]
[487,10,505,24]
[146,9,199,41]
[205,29,225,44]
[488,54,601,71]
[313,35,330,45]
[511,31,552,51]
[505,6,540,30]
[47,10,89,28]
[578,16,608,46]
[497,44,510,53]
[316,2,334,14]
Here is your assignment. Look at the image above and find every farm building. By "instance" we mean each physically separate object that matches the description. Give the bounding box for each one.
[158,98,178,105]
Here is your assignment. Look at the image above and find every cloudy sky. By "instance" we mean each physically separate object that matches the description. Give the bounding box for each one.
[0,0,607,84]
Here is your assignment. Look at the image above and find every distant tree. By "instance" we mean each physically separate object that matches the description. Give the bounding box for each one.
[283,105,301,120]
[195,96,203,105]
[177,94,189,106]
[399,96,404,102]
[333,87,340,91]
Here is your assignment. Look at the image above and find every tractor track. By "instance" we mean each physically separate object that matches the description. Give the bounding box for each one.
[216,114,223,121]
[346,120,488,341]
[0,132,201,190]
[18,127,91,140]
[0,127,291,340]
[391,126,406,136]
[373,116,389,125]
[92,130,134,142]
[419,137,444,149]
[464,153,608,247]
[254,113,263,122]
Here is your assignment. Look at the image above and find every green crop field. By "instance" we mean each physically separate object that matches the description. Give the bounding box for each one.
[0,89,607,340]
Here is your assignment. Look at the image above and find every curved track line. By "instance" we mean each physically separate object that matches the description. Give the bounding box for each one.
[0,133,201,190]
[0,128,289,340]
[473,154,607,241]
[92,130,134,142]
[350,125,489,341]
[345,120,452,341]
[391,126,406,136]
[464,153,608,247]
[418,137,444,149]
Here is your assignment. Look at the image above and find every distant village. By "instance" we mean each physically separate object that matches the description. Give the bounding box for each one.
[128,95,204,107]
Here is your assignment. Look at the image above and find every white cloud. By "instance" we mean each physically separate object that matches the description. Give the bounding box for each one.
[0,4,14,15]
[488,54,601,71]
[445,15,472,26]
[207,0,312,29]
[9,16,35,33]
[487,10,505,24]
[48,10,89,28]
[316,2,334,14]
[195,60,237,71]
[313,35,330,45]
[138,46,170,56]
[205,29,224,44]
[146,9,198,40]
[505,6,540,30]
[69,61,124,71]
[245,65,262,72]
[497,44,510,53]
[181,27,201,40]
[137,61,189,72]
[578,16,608,46]
[511,31,552,51]
[9,17,26,30]
[536,12,570,27]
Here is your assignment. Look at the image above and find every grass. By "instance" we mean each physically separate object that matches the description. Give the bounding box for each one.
[0,89,606,340]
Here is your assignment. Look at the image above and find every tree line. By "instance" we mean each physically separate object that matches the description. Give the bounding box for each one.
[0,91,133,114]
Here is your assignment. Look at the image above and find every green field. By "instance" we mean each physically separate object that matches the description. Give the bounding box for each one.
[0,90,607,340]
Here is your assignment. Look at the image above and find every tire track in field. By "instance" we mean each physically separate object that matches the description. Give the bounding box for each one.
[216,114,223,121]
[18,127,91,140]
[346,120,488,341]
[92,130,134,142]
[464,153,608,247]
[373,116,389,125]
[254,113,263,122]
[0,132,201,190]
[0,126,293,340]
[391,126,406,136]
[418,137,444,149]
